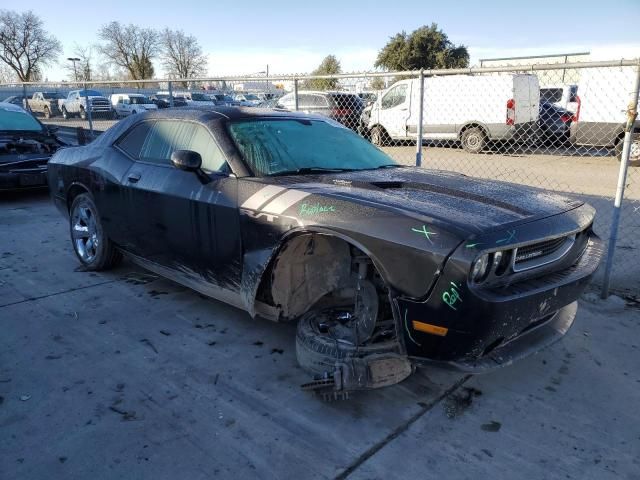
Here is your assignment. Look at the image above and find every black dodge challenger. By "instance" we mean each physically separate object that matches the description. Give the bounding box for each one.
[48,107,603,395]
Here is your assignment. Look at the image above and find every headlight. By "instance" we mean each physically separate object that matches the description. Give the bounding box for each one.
[471,254,490,282]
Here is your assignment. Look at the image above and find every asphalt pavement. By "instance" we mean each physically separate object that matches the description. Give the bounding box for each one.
[1,191,638,480]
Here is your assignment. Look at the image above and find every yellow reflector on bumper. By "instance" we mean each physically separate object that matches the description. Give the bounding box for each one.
[412,321,448,336]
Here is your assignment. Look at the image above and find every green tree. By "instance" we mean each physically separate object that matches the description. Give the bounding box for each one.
[306,55,341,90]
[375,23,469,72]
[369,76,386,90]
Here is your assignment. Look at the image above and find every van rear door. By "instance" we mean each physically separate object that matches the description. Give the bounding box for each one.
[513,75,540,124]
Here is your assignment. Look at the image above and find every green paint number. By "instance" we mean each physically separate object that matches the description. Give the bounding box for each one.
[442,282,463,311]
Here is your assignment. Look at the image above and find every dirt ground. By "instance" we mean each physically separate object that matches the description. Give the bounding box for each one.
[1,190,639,480]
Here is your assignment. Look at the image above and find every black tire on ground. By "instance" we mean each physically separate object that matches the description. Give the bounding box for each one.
[62,107,69,120]
[69,193,122,271]
[295,309,399,375]
[79,107,86,120]
[370,126,389,147]
[44,106,51,119]
[461,127,486,154]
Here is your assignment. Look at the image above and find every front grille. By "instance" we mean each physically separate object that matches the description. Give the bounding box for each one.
[513,235,575,272]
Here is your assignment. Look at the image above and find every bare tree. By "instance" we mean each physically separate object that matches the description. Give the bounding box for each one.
[161,29,208,85]
[98,22,159,80]
[0,61,15,83]
[64,43,94,82]
[0,10,61,81]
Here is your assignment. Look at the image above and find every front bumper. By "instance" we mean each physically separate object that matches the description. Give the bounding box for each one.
[0,166,48,190]
[397,222,603,371]
[442,301,577,373]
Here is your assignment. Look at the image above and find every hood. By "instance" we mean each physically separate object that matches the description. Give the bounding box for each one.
[281,167,583,235]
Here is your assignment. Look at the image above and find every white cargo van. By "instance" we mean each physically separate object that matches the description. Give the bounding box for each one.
[367,74,540,153]
[569,67,639,160]
[111,93,158,117]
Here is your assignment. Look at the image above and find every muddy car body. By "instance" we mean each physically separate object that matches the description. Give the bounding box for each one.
[0,102,66,190]
[47,107,603,394]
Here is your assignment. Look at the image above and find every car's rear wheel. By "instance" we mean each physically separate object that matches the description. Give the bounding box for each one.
[43,106,51,118]
[61,107,69,119]
[79,107,86,120]
[69,193,122,271]
[461,127,486,154]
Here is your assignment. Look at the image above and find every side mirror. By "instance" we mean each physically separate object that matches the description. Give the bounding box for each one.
[171,150,202,172]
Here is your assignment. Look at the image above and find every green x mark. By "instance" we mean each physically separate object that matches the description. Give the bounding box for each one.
[411,225,437,243]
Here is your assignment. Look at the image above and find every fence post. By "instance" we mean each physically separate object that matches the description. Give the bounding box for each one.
[601,62,640,298]
[22,83,30,111]
[84,81,94,139]
[416,69,425,167]
[168,80,174,107]
[293,79,299,111]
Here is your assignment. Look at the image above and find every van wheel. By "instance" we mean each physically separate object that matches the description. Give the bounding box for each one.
[371,126,389,147]
[461,127,486,154]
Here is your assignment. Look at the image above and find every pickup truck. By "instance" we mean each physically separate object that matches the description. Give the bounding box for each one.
[28,92,64,118]
[59,89,113,120]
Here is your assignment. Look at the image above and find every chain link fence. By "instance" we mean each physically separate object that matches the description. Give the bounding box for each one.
[2,59,639,297]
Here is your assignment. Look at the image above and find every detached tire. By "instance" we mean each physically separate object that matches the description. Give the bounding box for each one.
[461,127,486,154]
[295,309,399,375]
[69,193,122,271]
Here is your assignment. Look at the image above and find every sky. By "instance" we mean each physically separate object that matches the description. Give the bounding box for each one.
[12,0,640,81]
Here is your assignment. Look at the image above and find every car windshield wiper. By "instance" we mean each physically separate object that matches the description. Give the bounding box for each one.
[268,167,356,176]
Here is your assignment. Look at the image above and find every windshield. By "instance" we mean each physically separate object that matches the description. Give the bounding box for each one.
[190,93,211,101]
[0,108,43,132]
[130,96,152,104]
[228,119,398,176]
[245,94,259,101]
[80,90,103,97]
[540,88,563,103]
[42,92,63,99]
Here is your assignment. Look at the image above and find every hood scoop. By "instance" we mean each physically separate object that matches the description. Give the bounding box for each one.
[370,181,404,189]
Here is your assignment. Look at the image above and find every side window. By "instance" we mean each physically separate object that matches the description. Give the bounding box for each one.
[277,94,294,109]
[381,84,408,109]
[298,94,313,109]
[307,95,329,107]
[139,121,175,164]
[171,122,227,172]
[115,121,154,159]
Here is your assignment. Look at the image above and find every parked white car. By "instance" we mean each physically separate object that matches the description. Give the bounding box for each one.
[165,91,214,105]
[367,74,540,153]
[569,67,640,161]
[111,94,158,117]
[233,93,261,107]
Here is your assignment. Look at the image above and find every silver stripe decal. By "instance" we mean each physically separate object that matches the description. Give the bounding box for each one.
[240,185,286,210]
[261,189,311,215]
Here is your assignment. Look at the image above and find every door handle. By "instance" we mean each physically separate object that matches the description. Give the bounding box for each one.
[127,172,141,183]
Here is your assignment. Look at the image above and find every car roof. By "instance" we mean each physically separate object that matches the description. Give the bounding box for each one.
[141,105,325,123]
[0,101,28,113]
